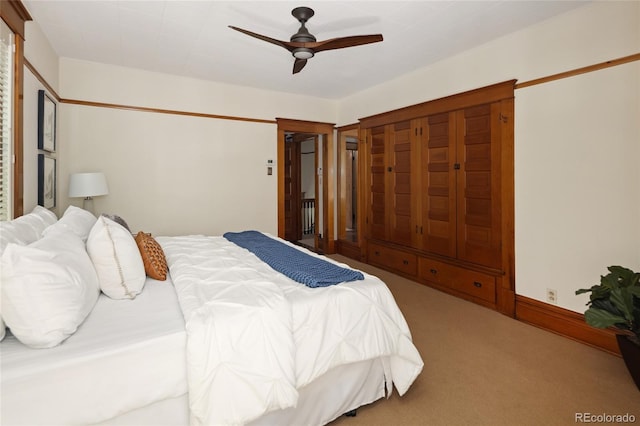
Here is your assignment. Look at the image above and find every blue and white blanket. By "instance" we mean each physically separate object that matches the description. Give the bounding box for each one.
[223,230,364,288]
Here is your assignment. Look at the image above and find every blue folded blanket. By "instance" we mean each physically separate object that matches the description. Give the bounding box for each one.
[223,231,364,288]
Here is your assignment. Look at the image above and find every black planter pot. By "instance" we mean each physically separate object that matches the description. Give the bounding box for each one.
[616,334,640,391]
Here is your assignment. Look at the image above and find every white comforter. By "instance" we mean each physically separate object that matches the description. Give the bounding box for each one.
[158,234,423,426]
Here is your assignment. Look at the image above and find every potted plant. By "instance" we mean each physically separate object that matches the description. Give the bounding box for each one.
[576,265,640,390]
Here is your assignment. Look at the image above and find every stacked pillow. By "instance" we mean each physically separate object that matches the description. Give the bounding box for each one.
[0,206,58,342]
[1,229,100,348]
[1,206,171,348]
[42,205,97,241]
[0,205,57,253]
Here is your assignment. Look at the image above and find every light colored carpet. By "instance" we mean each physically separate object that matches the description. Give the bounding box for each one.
[328,255,640,426]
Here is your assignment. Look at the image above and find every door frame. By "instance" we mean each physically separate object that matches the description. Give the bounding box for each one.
[276,118,335,254]
[336,124,363,247]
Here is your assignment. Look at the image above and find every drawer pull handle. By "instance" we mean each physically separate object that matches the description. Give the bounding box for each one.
[473,281,482,288]
[375,251,380,256]
[403,260,409,265]
[430,268,438,275]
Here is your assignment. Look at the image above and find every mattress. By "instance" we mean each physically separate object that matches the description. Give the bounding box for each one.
[0,276,187,426]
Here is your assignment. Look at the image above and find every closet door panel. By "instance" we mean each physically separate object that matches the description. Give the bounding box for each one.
[389,121,413,246]
[421,112,456,256]
[457,104,501,268]
[368,126,387,240]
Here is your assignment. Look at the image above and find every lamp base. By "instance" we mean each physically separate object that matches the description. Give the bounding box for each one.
[82,197,95,215]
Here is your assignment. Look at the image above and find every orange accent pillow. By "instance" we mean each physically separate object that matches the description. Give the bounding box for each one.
[135,232,168,281]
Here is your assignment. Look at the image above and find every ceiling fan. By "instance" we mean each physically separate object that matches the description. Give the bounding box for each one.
[229,6,383,74]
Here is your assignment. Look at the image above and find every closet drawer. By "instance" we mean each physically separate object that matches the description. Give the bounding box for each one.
[367,242,417,276]
[419,258,496,303]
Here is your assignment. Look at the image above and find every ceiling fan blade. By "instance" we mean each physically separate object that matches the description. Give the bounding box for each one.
[228,26,293,52]
[293,58,307,74]
[312,34,383,53]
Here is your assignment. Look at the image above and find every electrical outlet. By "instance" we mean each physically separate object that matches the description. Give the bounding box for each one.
[546,288,557,304]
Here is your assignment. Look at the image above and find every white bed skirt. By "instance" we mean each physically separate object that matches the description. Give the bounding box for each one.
[98,358,386,426]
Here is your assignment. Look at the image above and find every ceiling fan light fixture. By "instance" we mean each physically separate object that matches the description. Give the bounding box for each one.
[292,48,314,59]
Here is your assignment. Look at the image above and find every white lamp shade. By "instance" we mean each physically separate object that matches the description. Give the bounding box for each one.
[68,173,109,198]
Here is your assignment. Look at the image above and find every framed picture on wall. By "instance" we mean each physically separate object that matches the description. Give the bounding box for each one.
[38,154,56,209]
[37,90,56,152]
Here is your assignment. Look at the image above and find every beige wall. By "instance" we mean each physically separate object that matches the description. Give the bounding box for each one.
[337,1,640,313]
[516,62,639,313]
[337,2,638,124]
[20,2,640,313]
[22,21,59,214]
[55,60,338,236]
[60,104,278,236]
[59,58,338,123]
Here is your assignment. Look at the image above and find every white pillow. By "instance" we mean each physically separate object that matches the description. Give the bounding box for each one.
[31,205,58,227]
[0,206,57,255]
[87,216,145,299]
[43,205,96,242]
[0,231,100,348]
[0,206,58,342]
[0,221,30,255]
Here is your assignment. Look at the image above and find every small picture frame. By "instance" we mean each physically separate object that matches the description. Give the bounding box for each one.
[38,154,56,209]
[37,90,56,152]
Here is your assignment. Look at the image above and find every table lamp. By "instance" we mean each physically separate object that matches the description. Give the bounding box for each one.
[68,172,109,214]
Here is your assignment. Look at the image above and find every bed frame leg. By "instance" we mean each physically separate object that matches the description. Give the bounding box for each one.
[345,409,357,417]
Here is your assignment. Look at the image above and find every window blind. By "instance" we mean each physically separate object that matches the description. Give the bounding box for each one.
[0,20,13,221]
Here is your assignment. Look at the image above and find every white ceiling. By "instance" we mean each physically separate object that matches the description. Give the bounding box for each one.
[23,1,588,99]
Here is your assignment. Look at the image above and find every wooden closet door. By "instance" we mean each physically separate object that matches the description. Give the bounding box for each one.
[284,140,301,241]
[419,112,457,257]
[388,121,414,246]
[456,103,502,268]
[368,126,387,240]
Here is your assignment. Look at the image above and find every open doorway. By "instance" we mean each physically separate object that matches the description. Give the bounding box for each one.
[277,119,335,254]
[336,124,363,260]
[284,132,319,251]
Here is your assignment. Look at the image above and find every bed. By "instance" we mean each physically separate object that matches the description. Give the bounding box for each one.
[0,206,423,426]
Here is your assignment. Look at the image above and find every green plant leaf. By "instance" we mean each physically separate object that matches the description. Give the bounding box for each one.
[600,273,620,290]
[590,285,612,302]
[608,265,635,281]
[591,298,623,316]
[575,288,592,296]
[610,287,634,322]
[584,308,627,329]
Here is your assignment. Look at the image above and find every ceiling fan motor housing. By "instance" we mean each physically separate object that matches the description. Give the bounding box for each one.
[290,7,316,58]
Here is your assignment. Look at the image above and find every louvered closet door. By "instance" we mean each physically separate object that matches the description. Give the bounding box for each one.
[456,103,502,268]
[420,113,457,257]
[368,126,387,240]
[389,121,413,246]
